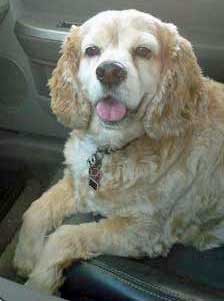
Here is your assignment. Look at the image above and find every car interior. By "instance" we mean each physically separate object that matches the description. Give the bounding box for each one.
[0,0,224,300]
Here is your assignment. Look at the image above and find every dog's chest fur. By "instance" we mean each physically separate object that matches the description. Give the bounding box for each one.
[63,131,208,218]
[65,134,97,178]
[64,132,163,216]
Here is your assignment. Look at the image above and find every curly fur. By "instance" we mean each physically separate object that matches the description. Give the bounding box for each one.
[14,9,224,294]
[49,26,91,128]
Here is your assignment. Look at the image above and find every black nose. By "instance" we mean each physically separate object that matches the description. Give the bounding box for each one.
[96,61,127,86]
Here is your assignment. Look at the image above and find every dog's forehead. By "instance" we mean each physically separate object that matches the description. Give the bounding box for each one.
[80,10,159,42]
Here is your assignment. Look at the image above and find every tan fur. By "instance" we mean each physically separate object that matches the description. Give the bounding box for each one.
[144,33,206,139]
[14,10,224,294]
[14,171,75,276]
[49,27,91,128]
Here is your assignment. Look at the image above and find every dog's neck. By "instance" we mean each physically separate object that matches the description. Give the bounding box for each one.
[88,114,145,151]
[87,136,141,191]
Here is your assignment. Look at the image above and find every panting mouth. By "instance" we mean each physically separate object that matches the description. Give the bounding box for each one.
[95,96,128,123]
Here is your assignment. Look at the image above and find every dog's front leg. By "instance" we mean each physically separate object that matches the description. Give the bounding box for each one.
[14,171,76,277]
[26,216,147,293]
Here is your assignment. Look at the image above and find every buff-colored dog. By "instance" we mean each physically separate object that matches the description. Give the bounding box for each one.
[14,9,224,294]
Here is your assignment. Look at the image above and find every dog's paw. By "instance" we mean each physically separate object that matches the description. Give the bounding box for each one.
[13,233,38,278]
[14,204,48,277]
[26,265,64,294]
[14,237,36,278]
[13,251,35,278]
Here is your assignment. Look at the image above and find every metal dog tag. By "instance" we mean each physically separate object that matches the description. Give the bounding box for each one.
[88,152,103,191]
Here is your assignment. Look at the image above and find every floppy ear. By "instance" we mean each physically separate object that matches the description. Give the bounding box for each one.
[144,23,205,139]
[48,25,91,129]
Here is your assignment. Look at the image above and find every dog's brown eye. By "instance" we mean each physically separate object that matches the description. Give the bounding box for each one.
[135,47,152,59]
[85,46,101,57]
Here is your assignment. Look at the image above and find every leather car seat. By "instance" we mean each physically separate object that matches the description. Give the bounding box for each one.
[60,214,224,301]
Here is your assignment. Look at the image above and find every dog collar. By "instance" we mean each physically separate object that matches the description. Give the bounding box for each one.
[87,138,138,191]
[88,146,113,191]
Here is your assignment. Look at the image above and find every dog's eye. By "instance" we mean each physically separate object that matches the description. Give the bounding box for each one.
[134,47,152,59]
[85,46,101,57]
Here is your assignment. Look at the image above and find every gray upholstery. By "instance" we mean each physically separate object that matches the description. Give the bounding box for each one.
[0,277,64,301]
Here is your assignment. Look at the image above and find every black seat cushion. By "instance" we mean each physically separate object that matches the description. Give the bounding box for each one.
[166,245,224,291]
[61,245,224,301]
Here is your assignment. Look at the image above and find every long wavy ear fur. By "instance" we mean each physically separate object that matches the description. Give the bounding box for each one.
[144,22,205,139]
[48,26,91,129]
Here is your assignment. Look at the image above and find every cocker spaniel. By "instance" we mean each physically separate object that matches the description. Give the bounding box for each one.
[14,9,224,293]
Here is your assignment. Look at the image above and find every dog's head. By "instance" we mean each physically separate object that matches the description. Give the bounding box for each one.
[49,10,204,145]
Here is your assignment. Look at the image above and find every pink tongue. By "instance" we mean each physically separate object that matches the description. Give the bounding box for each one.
[96,98,127,122]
